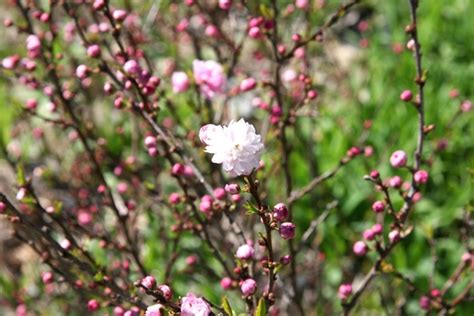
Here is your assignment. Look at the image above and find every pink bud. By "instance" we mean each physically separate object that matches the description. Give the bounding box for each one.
[406,39,415,51]
[168,193,181,205]
[224,183,240,194]
[338,283,352,300]
[25,99,38,110]
[26,35,41,51]
[430,289,441,298]
[461,252,472,263]
[279,222,296,240]
[93,0,105,10]
[141,276,156,290]
[419,296,430,310]
[219,0,232,10]
[183,166,194,178]
[295,0,309,9]
[2,55,20,69]
[388,176,402,188]
[60,239,72,250]
[273,203,289,221]
[157,284,172,300]
[231,194,241,202]
[461,100,472,112]
[236,244,255,260]
[87,299,100,312]
[144,136,157,148]
[353,241,367,256]
[171,163,185,176]
[113,10,127,21]
[291,33,302,42]
[123,60,140,74]
[371,201,385,213]
[117,182,128,193]
[371,223,383,235]
[240,278,257,296]
[42,271,54,284]
[400,90,413,102]
[388,230,400,243]
[280,255,291,265]
[414,170,429,184]
[199,198,213,214]
[249,17,264,28]
[240,77,257,92]
[390,150,407,168]
[205,25,219,38]
[0,201,6,213]
[185,255,198,265]
[114,306,125,316]
[76,64,89,79]
[220,277,232,290]
[363,229,376,241]
[87,44,101,58]
[307,90,318,100]
[213,188,226,200]
[171,72,190,93]
[248,27,262,39]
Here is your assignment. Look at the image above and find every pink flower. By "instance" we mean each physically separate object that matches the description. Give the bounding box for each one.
[193,60,226,99]
[273,203,289,221]
[26,35,41,51]
[279,222,296,240]
[181,293,211,316]
[338,283,353,300]
[240,77,257,92]
[236,244,255,260]
[2,55,20,69]
[171,72,190,93]
[240,278,257,296]
[390,150,407,168]
[414,170,429,184]
[145,304,163,316]
[353,241,367,256]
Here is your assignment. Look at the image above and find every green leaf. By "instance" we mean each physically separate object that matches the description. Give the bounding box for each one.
[244,202,258,215]
[221,296,233,316]
[17,164,26,186]
[259,4,272,19]
[254,298,266,316]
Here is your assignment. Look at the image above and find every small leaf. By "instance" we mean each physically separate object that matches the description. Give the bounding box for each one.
[221,296,233,316]
[17,164,26,186]
[254,298,266,316]
[259,4,272,19]
[244,202,258,215]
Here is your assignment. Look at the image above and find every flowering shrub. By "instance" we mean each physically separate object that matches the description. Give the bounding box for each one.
[0,0,472,315]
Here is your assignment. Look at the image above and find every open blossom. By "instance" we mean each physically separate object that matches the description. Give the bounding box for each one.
[193,60,226,99]
[145,304,162,316]
[199,119,264,177]
[171,71,190,93]
[181,293,211,316]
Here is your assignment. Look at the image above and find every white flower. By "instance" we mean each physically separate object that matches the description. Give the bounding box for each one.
[199,119,264,177]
